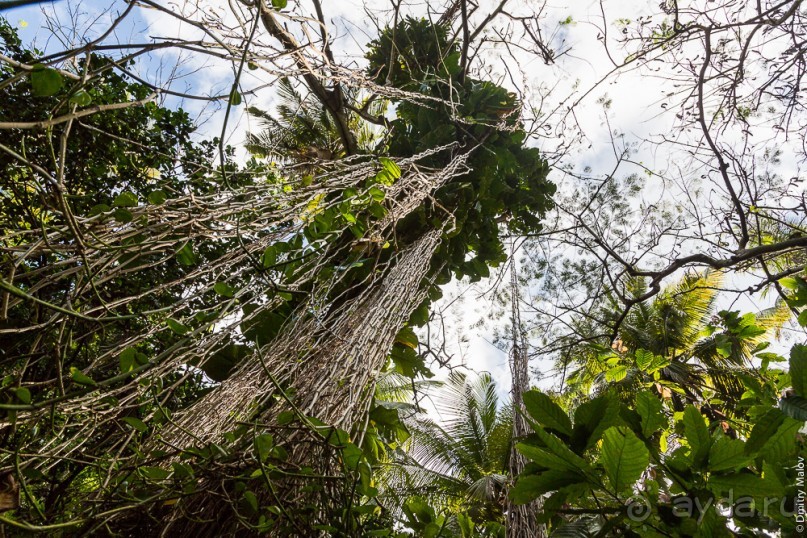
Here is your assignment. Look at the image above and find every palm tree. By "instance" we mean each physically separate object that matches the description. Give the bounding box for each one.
[379,371,512,533]
[245,78,381,164]
[565,271,790,414]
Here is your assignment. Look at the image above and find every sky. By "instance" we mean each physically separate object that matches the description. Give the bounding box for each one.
[3,0,803,404]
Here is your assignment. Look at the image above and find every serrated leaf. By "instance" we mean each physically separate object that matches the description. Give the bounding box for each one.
[604,365,628,382]
[122,416,148,432]
[708,438,751,471]
[523,390,572,436]
[70,367,96,386]
[31,64,63,96]
[600,427,649,493]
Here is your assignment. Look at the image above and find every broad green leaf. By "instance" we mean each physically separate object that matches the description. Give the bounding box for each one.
[510,470,586,504]
[176,242,197,266]
[572,393,620,450]
[213,282,235,298]
[790,344,807,396]
[780,394,807,420]
[634,349,654,370]
[522,390,573,436]
[600,426,649,493]
[15,387,31,404]
[254,433,274,461]
[683,406,711,467]
[166,318,190,335]
[31,64,63,96]
[604,365,628,382]
[70,367,96,386]
[121,416,148,432]
[147,190,167,205]
[379,157,401,180]
[709,473,783,499]
[229,88,242,106]
[272,0,287,8]
[708,438,751,471]
[120,347,136,373]
[394,326,418,349]
[758,417,802,463]
[745,409,785,454]
[113,191,137,207]
[69,89,91,106]
[243,490,258,513]
[262,245,278,268]
[139,466,170,480]
[635,390,667,438]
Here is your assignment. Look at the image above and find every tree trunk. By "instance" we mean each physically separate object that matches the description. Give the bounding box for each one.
[506,244,543,538]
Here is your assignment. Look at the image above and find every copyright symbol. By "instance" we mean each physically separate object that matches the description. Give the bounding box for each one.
[797,524,804,533]
[626,496,651,522]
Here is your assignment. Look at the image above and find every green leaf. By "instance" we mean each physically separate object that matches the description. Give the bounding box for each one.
[254,433,274,461]
[229,88,242,106]
[709,473,783,499]
[121,416,148,433]
[176,242,197,266]
[604,365,628,382]
[15,387,31,404]
[113,208,133,223]
[522,390,573,435]
[510,470,586,504]
[745,409,785,454]
[271,0,287,8]
[70,367,96,386]
[758,417,802,463]
[600,426,649,493]
[69,89,91,106]
[394,326,419,349]
[379,157,401,180]
[682,406,711,467]
[790,344,807,396]
[147,190,167,205]
[88,204,110,217]
[120,347,137,373]
[166,318,190,335]
[277,410,296,425]
[261,245,277,268]
[112,191,138,207]
[31,64,63,96]
[708,438,751,471]
[213,282,235,298]
[634,349,654,371]
[242,490,258,513]
[780,394,807,420]
[518,427,591,472]
[571,393,620,450]
[635,391,666,438]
